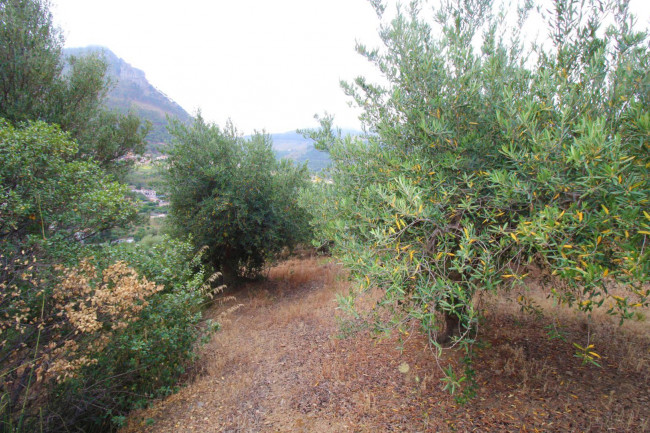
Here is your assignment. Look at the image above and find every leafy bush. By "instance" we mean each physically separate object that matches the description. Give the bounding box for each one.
[1,2,206,430]
[305,0,649,393]
[0,119,137,247]
[0,118,217,431]
[0,237,219,432]
[165,116,313,279]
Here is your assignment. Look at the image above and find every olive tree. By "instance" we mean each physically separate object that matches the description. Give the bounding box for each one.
[305,0,649,394]
[165,116,313,279]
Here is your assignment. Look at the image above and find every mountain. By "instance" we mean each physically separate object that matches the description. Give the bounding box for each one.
[63,46,192,151]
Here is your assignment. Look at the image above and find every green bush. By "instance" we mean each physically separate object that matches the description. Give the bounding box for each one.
[0,118,216,431]
[0,119,138,246]
[0,237,218,432]
[165,116,313,279]
[305,0,649,394]
[45,238,218,432]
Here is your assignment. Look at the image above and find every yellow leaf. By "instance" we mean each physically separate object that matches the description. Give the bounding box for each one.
[603,269,609,277]
[602,204,609,215]
[597,236,602,245]
[588,351,601,359]
[510,233,518,242]
[639,230,650,235]
[563,244,573,249]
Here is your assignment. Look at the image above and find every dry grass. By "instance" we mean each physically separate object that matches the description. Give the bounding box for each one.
[488,278,650,383]
[123,258,650,433]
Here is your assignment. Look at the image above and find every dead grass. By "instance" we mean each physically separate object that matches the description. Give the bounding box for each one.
[123,258,650,433]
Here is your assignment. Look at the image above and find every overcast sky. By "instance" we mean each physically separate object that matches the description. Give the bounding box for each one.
[50,0,649,135]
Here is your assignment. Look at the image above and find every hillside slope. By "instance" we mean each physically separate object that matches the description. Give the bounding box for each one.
[64,46,192,150]
[268,129,361,172]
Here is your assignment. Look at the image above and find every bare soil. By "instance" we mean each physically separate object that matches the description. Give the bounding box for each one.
[123,257,650,432]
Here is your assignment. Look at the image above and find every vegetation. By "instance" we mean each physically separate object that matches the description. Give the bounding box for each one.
[304,0,649,395]
[1,234,218,431]
[3,0,649,429]
[0,0,150,176]
[0,1,217,431]
[0,96,212,433]
[125,163,166,191]
[0,119,138,246]
[165,116,313,279]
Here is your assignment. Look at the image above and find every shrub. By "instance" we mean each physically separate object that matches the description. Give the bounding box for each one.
[165,116,313,279]
[0,237,220,432]
[0,119,138,247]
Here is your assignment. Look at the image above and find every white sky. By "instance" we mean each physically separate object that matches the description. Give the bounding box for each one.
[50,0,650,135]
[51,0,383,134]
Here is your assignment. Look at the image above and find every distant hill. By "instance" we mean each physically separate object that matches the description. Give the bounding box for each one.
[269,131,330,172]
[63,46,192,151]
[269,129,364,173]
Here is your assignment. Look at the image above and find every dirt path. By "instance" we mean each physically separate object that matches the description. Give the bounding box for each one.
[124,257,650,432]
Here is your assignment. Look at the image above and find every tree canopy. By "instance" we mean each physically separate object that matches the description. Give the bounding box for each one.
[0,2,215,430]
